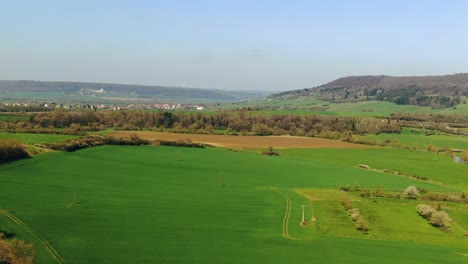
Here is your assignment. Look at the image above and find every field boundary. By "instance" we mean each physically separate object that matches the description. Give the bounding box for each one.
[0,209,65,264]
[271,188,297,240]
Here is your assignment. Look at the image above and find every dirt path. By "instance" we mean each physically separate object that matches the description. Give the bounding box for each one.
[111,131,376,149]
[271,188,297,240]
[0,209,65,264]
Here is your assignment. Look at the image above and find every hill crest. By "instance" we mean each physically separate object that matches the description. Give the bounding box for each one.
[270,74,468,108]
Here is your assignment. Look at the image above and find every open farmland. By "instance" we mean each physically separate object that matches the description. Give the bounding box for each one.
[0,145,467,263]
[110,131,375,149]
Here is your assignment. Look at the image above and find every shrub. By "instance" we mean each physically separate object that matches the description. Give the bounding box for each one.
[405,186,420,199]
[339,185,351,192]
[341,197,353,210]
[417,204,436,219]
[430,211,452,231]
[349,208,360,220]
[261,146,282,156]
[416,204,452,231]
[356,216,370,232]
[427,144,438,152]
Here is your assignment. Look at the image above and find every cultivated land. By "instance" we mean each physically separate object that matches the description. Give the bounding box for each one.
[0,143,467,263]
[110,131,375,149]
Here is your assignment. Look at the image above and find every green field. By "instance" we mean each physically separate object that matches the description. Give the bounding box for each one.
[357,127,468,150]
[0,115,29,122]
[0,132,77,144]
[216,98,468,116]
[0,146,467,263]
[281,148,468,190]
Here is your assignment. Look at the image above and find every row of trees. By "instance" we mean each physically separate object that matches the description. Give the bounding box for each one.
[341,197,370,232]
[417,204,452,231]
[0,109,402,136]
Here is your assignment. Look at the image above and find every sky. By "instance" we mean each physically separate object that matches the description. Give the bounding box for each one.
[1,0,468,91]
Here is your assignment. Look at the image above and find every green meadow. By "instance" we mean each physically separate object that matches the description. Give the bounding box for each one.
[0,145,467,263]
[357,127,468,150]
[0,115,29,122]
[218,98,468,116]
[0,132,77,144]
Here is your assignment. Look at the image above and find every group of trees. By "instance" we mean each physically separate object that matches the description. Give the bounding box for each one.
[417,204,452,231]
[0,139,30,163]
[374,86,461,109]
[44,135,150,152]
[0,228,36,264]
[0,109,402,137]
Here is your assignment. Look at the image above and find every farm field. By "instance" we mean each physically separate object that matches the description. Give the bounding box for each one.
[0,132,77,144]
[0,145,467,263]
[110,131,375,149]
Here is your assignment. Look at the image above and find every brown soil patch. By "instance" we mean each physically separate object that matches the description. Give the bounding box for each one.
[110,131,375,149]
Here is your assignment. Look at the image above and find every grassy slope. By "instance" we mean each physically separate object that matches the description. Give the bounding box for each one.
[216,98,468,116]
[0,146,467,263]
[357,127,468,150]
[281,148,468,190]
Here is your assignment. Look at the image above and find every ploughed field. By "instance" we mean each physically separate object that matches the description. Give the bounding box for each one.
[0,145,467,263]
[110,131,375,149]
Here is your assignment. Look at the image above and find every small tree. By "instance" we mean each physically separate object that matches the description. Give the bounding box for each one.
[405,186,420,199]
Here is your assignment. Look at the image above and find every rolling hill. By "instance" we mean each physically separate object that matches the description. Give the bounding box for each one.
[270,74,468,108]
[0,80,271,103]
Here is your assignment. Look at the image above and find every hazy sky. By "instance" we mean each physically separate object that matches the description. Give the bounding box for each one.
[1,0,468,91]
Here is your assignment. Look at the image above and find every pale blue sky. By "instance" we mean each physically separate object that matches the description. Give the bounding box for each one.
[1,0,467,90]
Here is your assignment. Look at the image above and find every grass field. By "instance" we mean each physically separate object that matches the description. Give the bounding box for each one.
[0,115,29,122]
[0,132,77,144]
[216,98,468,116]
[357,127,468,150]
[280,148,468,190]
[0,146,467,263]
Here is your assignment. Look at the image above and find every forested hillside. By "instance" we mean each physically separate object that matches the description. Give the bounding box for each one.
[270,74,468,108]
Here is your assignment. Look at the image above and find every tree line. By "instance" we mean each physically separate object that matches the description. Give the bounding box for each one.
[0,109,402,136]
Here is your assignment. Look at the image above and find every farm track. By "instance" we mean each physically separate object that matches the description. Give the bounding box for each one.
[271,188,297,240]
[0,209,65,264]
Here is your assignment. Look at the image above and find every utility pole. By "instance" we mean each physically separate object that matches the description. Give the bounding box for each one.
[74,184,76,205]
[301,205,306,223]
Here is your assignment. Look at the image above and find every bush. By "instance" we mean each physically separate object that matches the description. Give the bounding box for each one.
[417,204,436,218]
[416,204,452,231]
[405,186,420,199]
[356,216,370,232]
[158,140,206,148]
[430,211,452,231]
[261,146,282,156]
[349,208,360,220]
[341,197,353,210]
